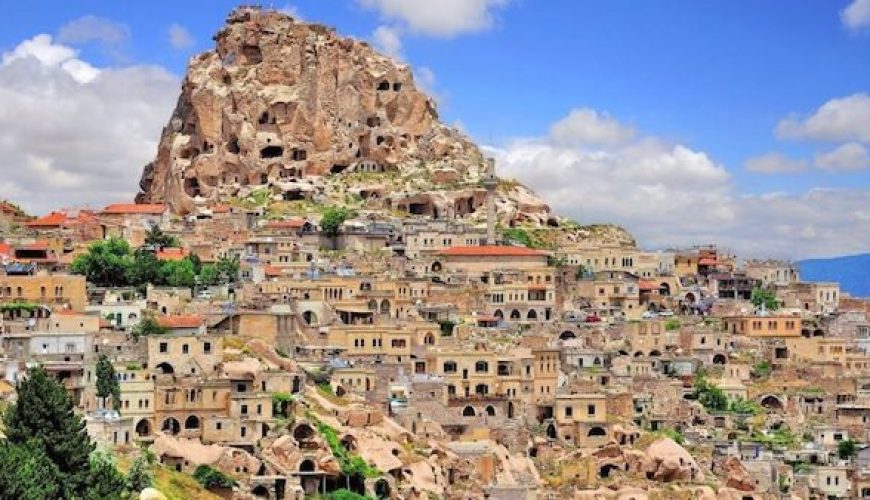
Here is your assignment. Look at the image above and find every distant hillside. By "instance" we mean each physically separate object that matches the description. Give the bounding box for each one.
[798,253,870,298]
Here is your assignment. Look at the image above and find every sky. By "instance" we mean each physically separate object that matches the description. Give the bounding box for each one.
[1,0,870,259]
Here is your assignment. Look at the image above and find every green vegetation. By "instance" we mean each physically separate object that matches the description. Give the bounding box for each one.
[96,354,121,411]
[131,315,168,340]
[655,427,685,445]
[693,374,761,415]
[193,464,236,489]
[501,227,533,247]
[125,455,153,492]
[315,421,380,478]
[72,237,239,289]
[837,439,857,460]
[751,425,797,449]
[664,318,681,331]
[752,360,772,378]
[271,392,295,417]
[750,287,779,311]
[439,320,456,336]
[0,302,41,315]
[321,206,356,237]
[330,489,374,500]
[144,225,180,249]
[317,383,335,396]
[0,366,136,498]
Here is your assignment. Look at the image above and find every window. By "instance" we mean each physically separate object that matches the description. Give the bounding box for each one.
[159,342,168,353]
[475,361,489,373]
[182,344,189,354]
[241,404,248,415]
[443,361,457,373]
[565,406,573,417]
[203,342,211,354]
[587,404,596,416]
[216,422,222,430]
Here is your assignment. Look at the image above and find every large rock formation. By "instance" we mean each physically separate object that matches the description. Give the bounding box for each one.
[136,6,552,226]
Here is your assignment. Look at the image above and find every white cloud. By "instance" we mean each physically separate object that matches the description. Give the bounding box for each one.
[776,93,870,143]
[58,15,130,45]
[168,23,194,50]
[842,0,870,30]
[0,34,179,214]
[743,152,808,174]
[372,25,403,60]
[2,34,99,83]
[815,142,870,172]
[358,0,509,38]
[493,109,870,258]
[549,108,636,147]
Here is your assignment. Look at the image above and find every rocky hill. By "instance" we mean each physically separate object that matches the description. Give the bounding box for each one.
[136,6,633,246]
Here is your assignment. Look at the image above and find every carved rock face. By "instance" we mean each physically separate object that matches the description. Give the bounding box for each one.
[135,7,560,227]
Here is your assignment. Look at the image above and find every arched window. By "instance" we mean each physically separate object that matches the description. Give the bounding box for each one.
[443,361,457,373]
[462,406,475,417]
[475,361,489,373]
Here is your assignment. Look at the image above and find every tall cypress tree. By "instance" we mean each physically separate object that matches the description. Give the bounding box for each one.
[96,354,121,411]
[3,366,95,496]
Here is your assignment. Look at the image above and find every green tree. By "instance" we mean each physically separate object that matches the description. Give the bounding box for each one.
[85,450,127,500]
[320,206,353,237]
[752,360,772,378]
[125,455,153,493]
[3,366,96,496]
[71,238,133,287]
[751,287,779,311]
[95,355,121,411]
[131,315,168,340]
[693,374,729,412]
[127,247,162,288]
[159,258,196,288]
[837,439,857,460]
[0,440,63,500]
[144,225,179,249]
[193,465,236,489]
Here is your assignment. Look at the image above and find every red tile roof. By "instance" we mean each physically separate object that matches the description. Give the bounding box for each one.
[0,243,12,256]
[638,280,659,291]
[698,258,718,266]
[26,211,68,227]
[266,218,305,229]
[102,203,166,215]
[210,204,231,214]
[264,265,282,277]
[155,247,188,261]
[440,245,547,257]
[157,315,204,329]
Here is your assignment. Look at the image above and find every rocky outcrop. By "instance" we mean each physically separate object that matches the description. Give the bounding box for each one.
[721,456,754,492]
[640,438,704,483]
[136,6,553,227]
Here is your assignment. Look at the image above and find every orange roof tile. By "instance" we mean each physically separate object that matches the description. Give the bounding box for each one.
[0,243,12,256]
[102,203,166,215]
[210,204,231,214]
[264,265,282,277]
[440,245,547,257]
[26,211,69,227]
[638,280,659,291]
[266,218,305,229]
[698,258,718,266]
[157,315,204,329]
[155,247,188,261]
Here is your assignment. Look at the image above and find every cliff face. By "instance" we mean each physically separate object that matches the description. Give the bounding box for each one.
[136,7,633,246]
[136,7,552,222]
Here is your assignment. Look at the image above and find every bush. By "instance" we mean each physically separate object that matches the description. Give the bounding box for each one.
[838,439,857,459]
[752,360,772,378]
[664,319,680,331]
[193,465,236,489]
[316,421,380,478]
[321,206,355,237]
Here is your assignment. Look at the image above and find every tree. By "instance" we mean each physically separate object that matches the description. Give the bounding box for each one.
[159,258,196,288]
[837,439,857,460]
[751,287,779,311]
[85,450,127,500]
[193,465,236,489]
[320,206,353,237]
[131,315,168,340]
[3,366,96,496]
[71,238,133,287]
[144,225,179,249]
[127,247,162,288]
[95,355,121,411]
[0,440,63,500]
[125,455,153,493]
[693,374,729,412]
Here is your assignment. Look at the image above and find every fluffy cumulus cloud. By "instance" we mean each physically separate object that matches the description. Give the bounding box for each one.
[815,142,870,171]
[359,0,509,38]
[493,109,870,258]
[168,23,194,50]
[0,35,178,213]
[549,108,636,147]
[842,0,870,30]
[776,93,870,143]
[743,152,808,174]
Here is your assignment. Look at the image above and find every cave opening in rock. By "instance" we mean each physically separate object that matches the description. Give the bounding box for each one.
[377,80,390,91]
[331,164,348,174]
[260,145,283,159]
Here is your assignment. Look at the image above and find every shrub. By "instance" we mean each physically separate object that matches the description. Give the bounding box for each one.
[664,319,680,331]
[193,465,236,489]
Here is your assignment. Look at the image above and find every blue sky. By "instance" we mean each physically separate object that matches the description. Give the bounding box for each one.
[1,1,869,258]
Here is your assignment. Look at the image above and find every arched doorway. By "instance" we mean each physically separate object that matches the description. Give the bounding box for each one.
[484,405,496,417]
[135,419,152,437]
[294,423,315,442]
[252,485,269,498]
[161,417,180,435]
[380,300,390,315]
[560,331,576,340]
[712,354,727,364]
[184,415,200,429]
[507,401,515,419]
[302,311,318,325]
[299,459,315,472]
[510,309,521,320]
[374,479,391,499]
[546,424,557,439]
[527,309,538,321]
[588,426,606,437]
[155,362,174,374]
[760,395,784,411]
[462,406,475,417]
